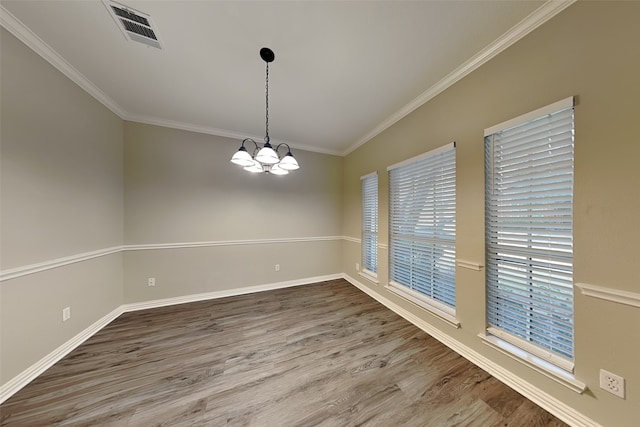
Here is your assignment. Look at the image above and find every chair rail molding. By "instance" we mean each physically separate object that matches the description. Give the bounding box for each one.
[0,247,123,282]
[0,236,347,282]
[456,259,484,271]
[576,283,640,308]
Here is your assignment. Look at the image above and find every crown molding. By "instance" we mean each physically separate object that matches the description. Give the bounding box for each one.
[126,115,342,156]
[0,4,127,119]
[0,5,336,156]
[342,0,577,156]
[2,1,576,158]
[124,114,252,143]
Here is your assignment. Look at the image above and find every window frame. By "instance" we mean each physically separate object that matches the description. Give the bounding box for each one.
[483,96,576,374]
[360,171,378,282]
[387,142,458,326]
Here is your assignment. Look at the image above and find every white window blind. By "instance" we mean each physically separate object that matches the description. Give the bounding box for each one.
[484,97,575,370]
[361,172,378,276]
[388,143,456,311]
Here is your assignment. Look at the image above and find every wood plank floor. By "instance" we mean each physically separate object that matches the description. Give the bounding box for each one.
[1,279,568,427]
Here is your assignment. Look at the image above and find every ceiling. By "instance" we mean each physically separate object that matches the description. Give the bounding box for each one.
[2,1,571,155]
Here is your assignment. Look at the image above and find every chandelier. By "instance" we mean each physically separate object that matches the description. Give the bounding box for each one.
[230,48,299,175]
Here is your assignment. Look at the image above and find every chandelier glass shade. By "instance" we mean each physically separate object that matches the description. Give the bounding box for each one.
[230,48,299,175]
[231,139,299,174]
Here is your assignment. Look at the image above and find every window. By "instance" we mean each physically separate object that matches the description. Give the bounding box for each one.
[361,172,378,279]
[484,97,575,372]
[388,143,456,322]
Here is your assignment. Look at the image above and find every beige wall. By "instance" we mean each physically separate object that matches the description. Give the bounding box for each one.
[1,29,124,382]
[124,122,343,243]
[2,2,639,425]
[0,255,123,383]
[0,27,343,388]
[123,122,343,303]
[343,2,639,426]
[124,241,342,303]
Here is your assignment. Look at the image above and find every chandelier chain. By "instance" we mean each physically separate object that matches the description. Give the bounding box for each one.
[265,62,269,143]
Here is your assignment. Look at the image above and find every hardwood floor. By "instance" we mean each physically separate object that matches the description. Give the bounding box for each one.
[1,279,568,427]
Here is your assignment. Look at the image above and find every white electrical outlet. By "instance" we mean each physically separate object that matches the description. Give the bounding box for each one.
[148,277,155,287]
[62,307,71,322]
[600,369,625,399]
[356,263,360,271]
[275,264,280,272]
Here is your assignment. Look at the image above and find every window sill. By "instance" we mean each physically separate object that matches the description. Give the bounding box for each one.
[478,333,587,394]
[386,282,460,328]
[358,270,379,284]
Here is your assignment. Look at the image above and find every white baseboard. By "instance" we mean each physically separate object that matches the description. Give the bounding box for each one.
[122,273,343,312]
[0,273,341,404]
[342,273,601,427]
[1,271,601,427]
[0,306,124,405]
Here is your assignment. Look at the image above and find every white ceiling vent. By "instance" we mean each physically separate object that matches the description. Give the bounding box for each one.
[104,1,162,49]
